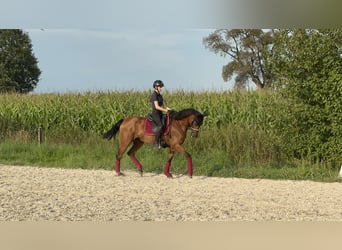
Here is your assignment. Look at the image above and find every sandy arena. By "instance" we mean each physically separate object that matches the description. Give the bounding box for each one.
[0,165,341,221]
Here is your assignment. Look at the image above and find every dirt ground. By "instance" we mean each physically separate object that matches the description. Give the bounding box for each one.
[1,165,341,221]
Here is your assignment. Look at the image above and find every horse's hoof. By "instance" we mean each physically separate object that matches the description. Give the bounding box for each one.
[138,170,143,177]
[116,172,125,176]
[164,173,173,178]
[188,175,193,179]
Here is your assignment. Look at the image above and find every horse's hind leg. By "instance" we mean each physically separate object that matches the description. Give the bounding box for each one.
[115,138,133,176]
[127,139,144,176]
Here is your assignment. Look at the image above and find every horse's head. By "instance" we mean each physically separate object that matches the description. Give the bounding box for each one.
[189,111,208,137]
[172,108,208,137]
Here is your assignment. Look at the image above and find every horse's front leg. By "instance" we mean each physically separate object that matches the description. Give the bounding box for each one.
[173,144,193,178]
[186,153,193,178]
[164,150,175,178]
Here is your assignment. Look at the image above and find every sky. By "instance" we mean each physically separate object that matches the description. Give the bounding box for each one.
[0,0,236,93]
[2,0,340,93]
[26,28,232,93]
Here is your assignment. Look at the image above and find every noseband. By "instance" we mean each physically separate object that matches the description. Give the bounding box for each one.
[190,126,200,132]
[189,119,201,132]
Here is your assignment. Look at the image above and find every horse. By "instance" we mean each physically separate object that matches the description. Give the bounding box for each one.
[102,108,207,178]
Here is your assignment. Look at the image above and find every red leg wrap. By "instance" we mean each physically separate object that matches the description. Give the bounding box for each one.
[115,159,121,175]
[187,157,193,177]
[164,161,172,178]
[130,156,143,172]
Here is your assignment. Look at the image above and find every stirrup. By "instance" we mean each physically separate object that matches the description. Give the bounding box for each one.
[154,141,161,149]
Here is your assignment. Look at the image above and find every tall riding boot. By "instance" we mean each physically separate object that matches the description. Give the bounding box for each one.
[154,129,161,149]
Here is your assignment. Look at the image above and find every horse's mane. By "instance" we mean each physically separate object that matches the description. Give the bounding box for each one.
[172,108,203,123]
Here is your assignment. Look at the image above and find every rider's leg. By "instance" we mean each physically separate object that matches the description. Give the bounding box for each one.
[154,125,163,148]
[152,112,163,149]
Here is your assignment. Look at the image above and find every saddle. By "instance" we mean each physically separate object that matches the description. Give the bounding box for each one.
[144,112,171,136]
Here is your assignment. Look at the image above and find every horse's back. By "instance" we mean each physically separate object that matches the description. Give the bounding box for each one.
[119,115,156,144]
[120,115,146,134]
[121,115,146,126]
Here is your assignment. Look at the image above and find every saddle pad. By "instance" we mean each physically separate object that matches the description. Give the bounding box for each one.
[143,116,171,136]
[144,119,156,135]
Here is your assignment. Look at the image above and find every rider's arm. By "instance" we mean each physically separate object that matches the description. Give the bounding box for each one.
[153,100,170,113]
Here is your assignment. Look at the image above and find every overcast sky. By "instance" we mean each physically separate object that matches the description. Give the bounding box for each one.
[26,28,232,93]
[2,0,339,93]
[1,0,235,93]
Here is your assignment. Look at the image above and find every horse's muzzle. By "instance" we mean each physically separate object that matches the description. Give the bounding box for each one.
[190,128,200,137]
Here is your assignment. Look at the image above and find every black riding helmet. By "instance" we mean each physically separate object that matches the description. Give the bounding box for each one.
[153,80,164,88]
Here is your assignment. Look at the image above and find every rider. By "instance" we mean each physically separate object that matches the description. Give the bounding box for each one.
[150,80,171,149]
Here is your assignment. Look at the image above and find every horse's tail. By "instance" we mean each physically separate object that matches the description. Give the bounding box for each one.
[102,119,124,140]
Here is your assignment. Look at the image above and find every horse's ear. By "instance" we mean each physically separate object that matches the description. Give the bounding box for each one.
[202,111,209,117]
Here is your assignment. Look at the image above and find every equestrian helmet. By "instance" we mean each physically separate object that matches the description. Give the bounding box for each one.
[153,80,164,88]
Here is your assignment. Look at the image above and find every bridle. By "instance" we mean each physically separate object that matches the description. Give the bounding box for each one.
[190,127,200,132]
[189,119,201,132]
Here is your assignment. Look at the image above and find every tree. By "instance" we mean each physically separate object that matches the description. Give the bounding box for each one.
[270,29,342,164]
[203,29,274,89]
[0,29,41,93]
[204,28,342,164]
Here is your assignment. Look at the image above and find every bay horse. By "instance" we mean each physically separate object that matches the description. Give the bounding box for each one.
[102,108,206,178]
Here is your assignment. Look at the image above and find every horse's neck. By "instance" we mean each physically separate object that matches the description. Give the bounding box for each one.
[174,116,192,130]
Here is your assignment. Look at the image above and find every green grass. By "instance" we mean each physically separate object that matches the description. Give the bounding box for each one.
[0,142,109,170]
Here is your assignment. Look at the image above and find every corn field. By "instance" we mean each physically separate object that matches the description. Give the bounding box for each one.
[0,90,280,134]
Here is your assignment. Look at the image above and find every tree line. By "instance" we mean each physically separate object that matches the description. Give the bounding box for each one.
[204,29,342,165]
[203,29,342,90]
